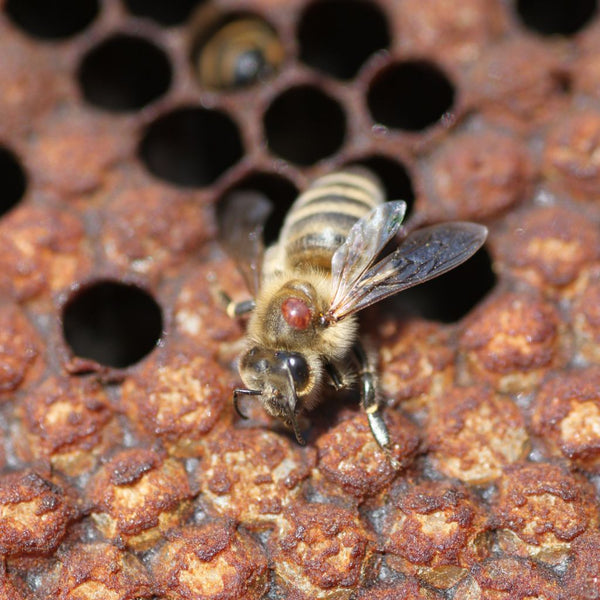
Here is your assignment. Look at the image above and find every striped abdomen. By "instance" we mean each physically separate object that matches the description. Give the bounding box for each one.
[278,170,385,272]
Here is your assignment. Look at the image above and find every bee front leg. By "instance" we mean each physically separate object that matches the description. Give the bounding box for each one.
[215,289,256,318]
[353,342,401,470]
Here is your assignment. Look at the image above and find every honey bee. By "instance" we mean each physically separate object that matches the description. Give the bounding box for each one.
[194,15,284,90]
[219,170,487,463]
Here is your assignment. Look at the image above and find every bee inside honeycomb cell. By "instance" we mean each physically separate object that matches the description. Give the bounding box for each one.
[2,0,600,597]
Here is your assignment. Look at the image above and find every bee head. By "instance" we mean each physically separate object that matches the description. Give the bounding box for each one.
[236,346,310,444]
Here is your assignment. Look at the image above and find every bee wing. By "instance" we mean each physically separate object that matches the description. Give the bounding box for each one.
[330,200,407,310]
[219,191,272,296]
[328,221,488,321]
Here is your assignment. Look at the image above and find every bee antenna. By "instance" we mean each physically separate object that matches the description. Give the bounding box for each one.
[233,388,261,419]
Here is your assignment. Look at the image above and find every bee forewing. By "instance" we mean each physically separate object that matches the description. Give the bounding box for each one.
[219,191,273,296]
[329,221,488,320]
[330,200,407,310]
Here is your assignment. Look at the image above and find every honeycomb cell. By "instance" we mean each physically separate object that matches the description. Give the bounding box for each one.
[0,147,26,217]
[220,171,299,246]
[0,303,43,399]
[200,428,314,527]
[355,579,443,600]
[4,0,99,39]
[42,542,154,600]
[531,367,600,472]
[0,469,78,556]
[271,501,373,600]
[516,0,597,36]
[492,462,599,564]
[298,0,390,80]
[492,204,600,297]
[264,85,346,166]
[468,36,569,131]
[123,0,200,26]
[458,292,566,393]
[139,106,244,187]
[396,0,507,66]
[572,269,600,363]
[542,109,600,200]
[564,532,600,600]
[367,61,454,131]
[315,410,420,499]
[423,127,535,221]
[152,520,268,600]
[121,348,232,456]
[426,385,529,484]
[78,34,172,112]
[378,319,455,412]
[0,205,92,302]
[62,281,163,370]
[454,557,561,600]
[86,448,193,550]
[15,375,119,476]
[100,178,213,279]
[383,481,490,589]
[193,14,284,91]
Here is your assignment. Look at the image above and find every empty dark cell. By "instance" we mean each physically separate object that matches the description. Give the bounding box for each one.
[0,147,26,217]
[298,0,390,80]
[384,246,495,323]
[78,34,172,112]
[516,0,597,35]
[139,107,243,187]
[5,0,98,39]
[221,172,299,246]
[122,0,203,26]
[349,155,414,212]
[264,86,346,166]
[62,281,163,369]
[367,61,455,131]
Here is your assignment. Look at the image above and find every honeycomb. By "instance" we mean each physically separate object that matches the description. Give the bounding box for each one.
[0,0,600,598]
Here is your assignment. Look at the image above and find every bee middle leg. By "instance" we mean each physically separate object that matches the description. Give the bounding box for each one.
[215,290,256,318]
[353,342,400,469]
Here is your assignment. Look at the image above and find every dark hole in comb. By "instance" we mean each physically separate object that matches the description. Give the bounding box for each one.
[298,0,390,80]
[382,246,496,323]
[0,147,26,217]
[78,34,172,112]
[5,0,99,39]
[62,281,163,369]
[264,85,346,166]
[220,171,299,246]
[367,60,455,131]
[122,0,204,26]
[139,106,244,187]
[516,0,597,35]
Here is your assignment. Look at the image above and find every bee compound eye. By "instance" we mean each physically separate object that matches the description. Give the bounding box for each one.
[285,353,310,390]
[281,297,312,330]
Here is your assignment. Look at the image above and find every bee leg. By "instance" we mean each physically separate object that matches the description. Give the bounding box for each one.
[353,342,401,470]
[324,362,345,391]
[215,290,256,318]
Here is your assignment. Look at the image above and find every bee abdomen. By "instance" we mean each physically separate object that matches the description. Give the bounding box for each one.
[280,170,385,271]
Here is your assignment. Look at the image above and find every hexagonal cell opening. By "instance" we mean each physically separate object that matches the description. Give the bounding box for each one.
[367,60,455,131]
[383,246,496,323]
[264,85,346,166]
[348,155,415,215]
[122,0,203,26]
[139,106,244,187]
[516,0,597,35]
[5,0,99,39]
[62,281,163,369]
[78,34,172,112]
[0,147,27,217]
[298,0,390,80]
[191,13,284,91]
[219,171,299,247]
